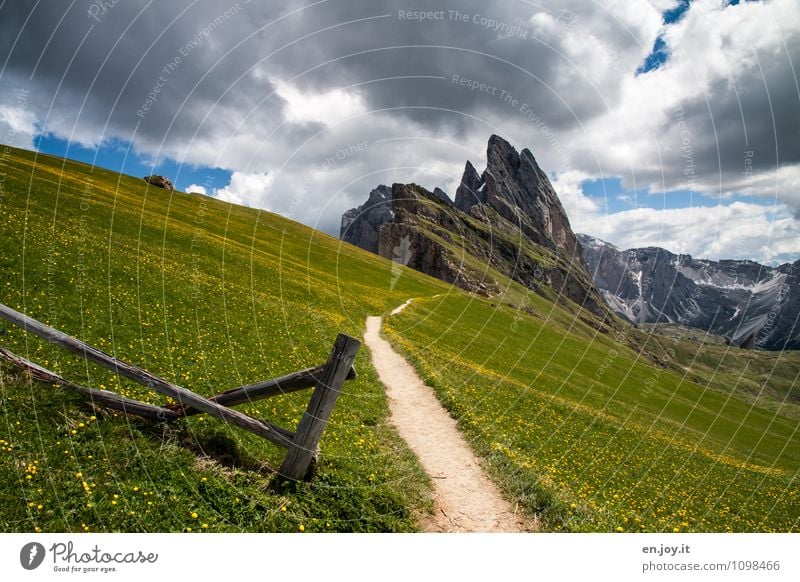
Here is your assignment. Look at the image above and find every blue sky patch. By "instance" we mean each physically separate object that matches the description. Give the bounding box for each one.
[636,0,692,75]
[35,133,231,194]
[579,176,772,214]
[663,0,692,24]
[636,36,669,75]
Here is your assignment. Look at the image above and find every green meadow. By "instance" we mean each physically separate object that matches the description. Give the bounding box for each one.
[385,294,800,531]
[0,146,446,532]
[0,146,797,532]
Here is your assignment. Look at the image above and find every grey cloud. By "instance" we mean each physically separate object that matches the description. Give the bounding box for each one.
[650,40,800,200]
[1,0,649,149]
[1,1,287,148]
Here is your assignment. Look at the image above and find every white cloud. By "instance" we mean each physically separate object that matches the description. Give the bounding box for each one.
[524,0,800,264]
[578,201,800,264]
[564,0,800,209]
[185,184,207,195]
[700,164,800,213]
[550,169,599,218]
[211,172,273,208]
[275,84,366,126]
[0,102,37,149]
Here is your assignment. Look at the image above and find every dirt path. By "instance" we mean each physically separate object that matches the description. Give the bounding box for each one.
[364,312,528,532]
[390,298,414,315]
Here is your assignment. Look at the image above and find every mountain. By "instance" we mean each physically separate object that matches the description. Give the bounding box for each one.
[341,135,606,317]
[454,135,580,259]
[578,234,800,350]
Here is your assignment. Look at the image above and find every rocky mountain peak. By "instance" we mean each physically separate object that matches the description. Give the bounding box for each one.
[340,135,606,318]
[454,160,484,211]
[340,184,393,254]
[486,134,519,174]
[454,135,580,259]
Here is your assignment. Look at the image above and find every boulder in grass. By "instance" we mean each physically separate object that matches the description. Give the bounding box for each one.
[143,175,175,191]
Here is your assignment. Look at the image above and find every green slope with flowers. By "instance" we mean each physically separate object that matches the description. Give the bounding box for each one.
[0,146,797,532]
[0,146,447,532]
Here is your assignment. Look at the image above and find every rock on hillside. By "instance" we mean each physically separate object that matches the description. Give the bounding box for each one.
[143,175,175,191]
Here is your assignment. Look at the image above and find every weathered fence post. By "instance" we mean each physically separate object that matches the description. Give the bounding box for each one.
[279,333,361,481]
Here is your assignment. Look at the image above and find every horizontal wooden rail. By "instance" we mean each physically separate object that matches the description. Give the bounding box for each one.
[0,303,294,448]
[0,347,181,421]
[167,364,357,417]
[0,302,359,481]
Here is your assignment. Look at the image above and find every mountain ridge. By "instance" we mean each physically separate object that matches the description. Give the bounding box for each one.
[340,134,798,352]
[578,233,800,350]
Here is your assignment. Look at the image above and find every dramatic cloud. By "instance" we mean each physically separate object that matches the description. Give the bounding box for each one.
[566,0,800,208]
[0,0,798,261]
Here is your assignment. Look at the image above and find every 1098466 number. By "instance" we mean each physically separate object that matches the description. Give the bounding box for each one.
[732,560,780,571]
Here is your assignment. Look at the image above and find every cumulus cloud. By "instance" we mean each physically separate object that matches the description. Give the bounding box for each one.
[0,90,37,149]
[275,83,367,126]
[563,0,800,210]
[211,171,273,207]
[185,184,207,195]
[550,169,599,220]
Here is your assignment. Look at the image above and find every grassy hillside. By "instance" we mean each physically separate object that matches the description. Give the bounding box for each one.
[386,294,799,531]
[0,146,451,532]
[0,146,797,533]
[635,326,800,418]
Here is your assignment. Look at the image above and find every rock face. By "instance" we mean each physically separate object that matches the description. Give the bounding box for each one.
[578,234,800,350]
[341,135,605,316]
[340,185,392,254]
[455,134,580,258]
[376,183,501,296]
[143,175,175,191]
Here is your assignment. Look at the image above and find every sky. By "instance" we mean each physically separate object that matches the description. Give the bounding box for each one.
[1,0,798,264]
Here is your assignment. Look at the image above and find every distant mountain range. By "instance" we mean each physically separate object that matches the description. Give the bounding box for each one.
[578,234,800,350]
[341,135,799,351]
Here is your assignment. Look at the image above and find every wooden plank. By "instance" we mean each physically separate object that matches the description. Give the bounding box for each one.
[0,303,294,448]
[167,364,357,416]
[279,333,361,480]
[0,346,180,421]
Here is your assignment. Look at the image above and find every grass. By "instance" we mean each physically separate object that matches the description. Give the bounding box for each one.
[384,294,800,532]
[1,145,797,533]
[0,146,449,532]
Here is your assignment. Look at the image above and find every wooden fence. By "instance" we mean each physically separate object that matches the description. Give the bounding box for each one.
[0,302,360,481]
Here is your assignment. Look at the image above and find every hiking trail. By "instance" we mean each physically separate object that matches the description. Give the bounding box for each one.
[363,300,529,532]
